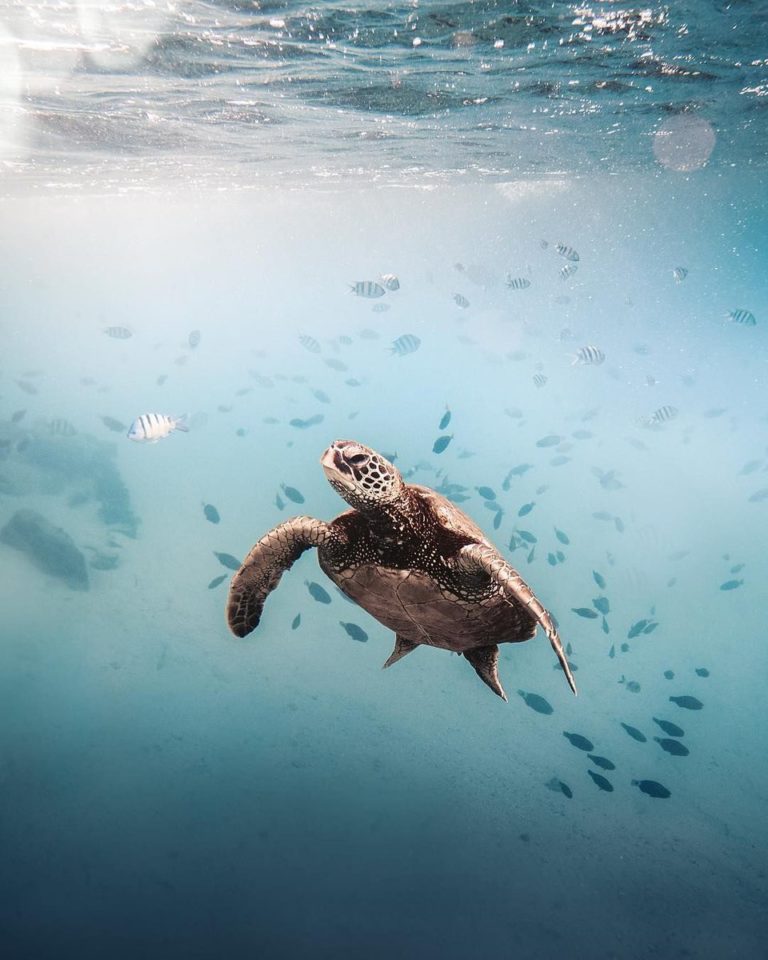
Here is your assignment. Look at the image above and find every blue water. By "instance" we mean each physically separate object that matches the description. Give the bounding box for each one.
[1,4,767,959]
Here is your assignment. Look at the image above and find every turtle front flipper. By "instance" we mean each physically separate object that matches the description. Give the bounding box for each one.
[227,517,337,638]
[464,645,507,701]
[455,544,577,696]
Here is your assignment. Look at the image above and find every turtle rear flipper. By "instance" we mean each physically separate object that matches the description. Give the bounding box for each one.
[227,517,336,637]
[464,645,507,701]
[382,634,418,669]
[456,543,577,696]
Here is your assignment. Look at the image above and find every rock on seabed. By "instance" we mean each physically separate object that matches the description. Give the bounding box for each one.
[0,509,89,590]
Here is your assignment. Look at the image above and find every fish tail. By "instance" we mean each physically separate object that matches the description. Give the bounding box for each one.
[174,415,190,432]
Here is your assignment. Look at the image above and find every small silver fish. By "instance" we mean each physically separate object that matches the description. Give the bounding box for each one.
[391,334,421,357]
[506,275,531,290]
[560,263,579,280]
[104,326,132,339]
[299,334,321,354]
[379,273,400,291]
[672,267,688,283]
[325,357,348,371]
[453,293,470,308]
[556,243,580,262]
[349,280,385,298]
[533,373,548,388]
[372,303,390,313]
[101,416,127,432]
[127,413,189,443]
[572,345,605,366]
[48,418,77,436]
[644,405,678,426]
[728,309,756,326]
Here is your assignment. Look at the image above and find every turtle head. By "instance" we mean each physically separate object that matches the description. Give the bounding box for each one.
[321,440,405,510]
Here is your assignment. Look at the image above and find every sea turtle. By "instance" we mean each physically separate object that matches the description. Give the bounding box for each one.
[226,440,577,701]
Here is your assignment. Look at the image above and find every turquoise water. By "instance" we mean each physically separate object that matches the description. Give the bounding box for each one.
[1,4,767,959]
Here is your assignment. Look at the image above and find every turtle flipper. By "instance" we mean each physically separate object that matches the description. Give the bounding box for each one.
[456,544,577,696]
[227,517,337,638]
[464,645,507,701]
[382,634,418,669]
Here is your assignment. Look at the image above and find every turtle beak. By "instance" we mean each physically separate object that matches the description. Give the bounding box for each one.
[321,441,353,482]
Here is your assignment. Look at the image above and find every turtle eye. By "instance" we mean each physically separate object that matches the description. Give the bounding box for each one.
[347,453,367,465]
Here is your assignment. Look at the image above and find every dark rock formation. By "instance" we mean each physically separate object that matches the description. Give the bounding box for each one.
[0,509,89,590]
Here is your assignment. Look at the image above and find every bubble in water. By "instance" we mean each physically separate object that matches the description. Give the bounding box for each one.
[653,115,716,172]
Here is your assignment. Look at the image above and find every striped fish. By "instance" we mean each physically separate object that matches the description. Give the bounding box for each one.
[349,280,385,298]
[572,345,605,366]
[506,275,531,290]
[453,293,470,308]
[372,303,390,313]
[379,273,400,291]
[644,405,678,427]
[556,243,580,262]
[560,263,579,280]
[672,267,688,283]
[188,329,201,349]
[533,373,548,388]
[728,309,756,326]
[299,334,321,353]
[390,334,421,357]
[104,326,132,339]
[127,413,189,443]
[48,418,77,436]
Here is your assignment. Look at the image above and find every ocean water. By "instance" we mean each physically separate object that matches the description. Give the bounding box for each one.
[1,3,767,959]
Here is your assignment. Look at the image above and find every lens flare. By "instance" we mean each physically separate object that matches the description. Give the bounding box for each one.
[0,23,24,159]
[77,0,172,71]
[653,115,716,172]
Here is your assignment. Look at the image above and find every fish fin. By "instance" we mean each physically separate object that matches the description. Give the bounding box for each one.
[463,645,507,701]
[382,635,418,669]
[174,415,190,432]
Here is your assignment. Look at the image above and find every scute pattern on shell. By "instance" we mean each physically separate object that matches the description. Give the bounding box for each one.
[316,487,538,651]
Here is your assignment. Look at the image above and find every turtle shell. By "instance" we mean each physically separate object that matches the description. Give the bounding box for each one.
[317,484,537,652]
